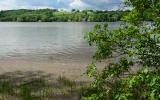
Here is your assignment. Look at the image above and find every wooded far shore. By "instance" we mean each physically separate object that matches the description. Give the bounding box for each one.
[0,9,129,22]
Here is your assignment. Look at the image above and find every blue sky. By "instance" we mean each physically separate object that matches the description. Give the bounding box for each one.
[0,0,123,10]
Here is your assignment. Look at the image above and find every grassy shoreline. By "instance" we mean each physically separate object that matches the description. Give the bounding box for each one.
[0,71,90,100]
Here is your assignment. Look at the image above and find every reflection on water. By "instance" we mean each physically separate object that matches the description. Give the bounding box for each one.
[0,22,119,60]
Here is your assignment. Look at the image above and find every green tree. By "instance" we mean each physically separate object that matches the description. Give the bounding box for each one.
[82,0,160,100]
[0,9,127,22]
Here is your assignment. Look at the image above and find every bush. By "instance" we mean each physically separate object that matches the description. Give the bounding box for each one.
[82,0,160,99]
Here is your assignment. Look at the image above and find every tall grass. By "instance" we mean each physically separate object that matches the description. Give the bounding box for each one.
[0,71,88,100]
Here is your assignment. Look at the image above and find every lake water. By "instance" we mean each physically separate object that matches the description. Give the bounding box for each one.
[0,22,119,61]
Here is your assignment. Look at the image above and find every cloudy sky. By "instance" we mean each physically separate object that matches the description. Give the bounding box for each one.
[0,0,124,11]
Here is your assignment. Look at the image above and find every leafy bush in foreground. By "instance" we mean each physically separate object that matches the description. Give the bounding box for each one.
[82,0,160,99]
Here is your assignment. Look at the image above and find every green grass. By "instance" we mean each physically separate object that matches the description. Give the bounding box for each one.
[0,71,89,100]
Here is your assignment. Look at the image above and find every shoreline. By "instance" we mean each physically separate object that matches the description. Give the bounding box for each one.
[0,55,93,81]
[0,59,87,81]
[0,53,107,81]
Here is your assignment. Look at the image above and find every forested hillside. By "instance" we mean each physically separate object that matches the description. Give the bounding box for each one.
[0,9,129,22]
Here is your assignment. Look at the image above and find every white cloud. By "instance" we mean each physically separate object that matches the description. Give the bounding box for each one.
[0,0,54,10]
[93,0,110,3]
[110,5,119,11]
[0,0,17,10]
[18,6,54,10]
[0,0,123,10]
[110,3,132,11]
[69,0,90,9]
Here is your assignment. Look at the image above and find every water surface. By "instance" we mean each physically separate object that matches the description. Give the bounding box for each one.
[0,22,119,61]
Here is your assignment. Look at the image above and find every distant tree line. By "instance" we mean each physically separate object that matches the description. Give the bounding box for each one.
[0,9,130,22]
